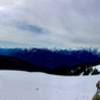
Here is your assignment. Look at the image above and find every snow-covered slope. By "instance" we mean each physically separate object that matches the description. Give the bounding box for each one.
[94,65,100,71]
[0,70,99,100]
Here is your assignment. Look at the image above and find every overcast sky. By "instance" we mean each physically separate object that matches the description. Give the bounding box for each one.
[0,0,99,49]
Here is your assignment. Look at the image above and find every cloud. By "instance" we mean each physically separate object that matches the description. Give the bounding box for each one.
[0,40,27,48]
[0,0,100,48]
[0,0,17,6]
[15,21,47,34]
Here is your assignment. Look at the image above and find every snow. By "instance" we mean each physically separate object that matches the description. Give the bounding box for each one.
[0,70,99,100]
[94,65,100,71]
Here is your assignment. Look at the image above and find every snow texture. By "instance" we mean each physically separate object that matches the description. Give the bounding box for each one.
[0,70,99,100]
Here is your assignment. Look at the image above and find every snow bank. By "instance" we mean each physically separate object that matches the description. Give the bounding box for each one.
[0,70,99,100]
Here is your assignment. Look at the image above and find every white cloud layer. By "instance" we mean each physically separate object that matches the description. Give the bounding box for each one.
[0,0,99,49]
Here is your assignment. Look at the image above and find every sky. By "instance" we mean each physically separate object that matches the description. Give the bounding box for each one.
[0,0,99,49]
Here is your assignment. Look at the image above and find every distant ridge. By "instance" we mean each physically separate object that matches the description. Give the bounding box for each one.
[0,48,99,75]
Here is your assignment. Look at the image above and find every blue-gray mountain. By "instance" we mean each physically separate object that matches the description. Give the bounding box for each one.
[0,48,99,75]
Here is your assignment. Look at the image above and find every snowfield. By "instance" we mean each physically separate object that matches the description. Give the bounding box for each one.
[0,70,99,100]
